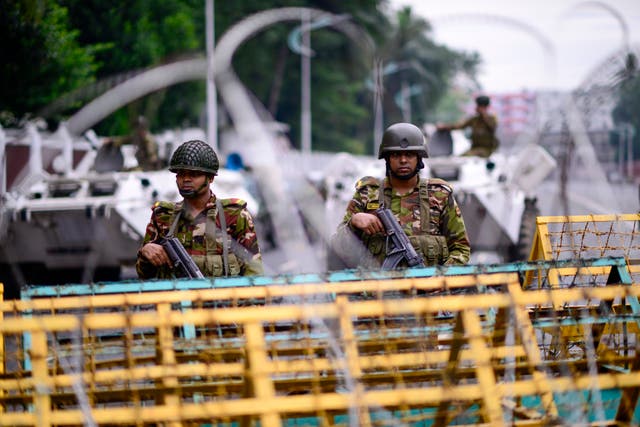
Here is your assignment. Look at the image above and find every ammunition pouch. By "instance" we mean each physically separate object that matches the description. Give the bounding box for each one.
[193,254,242,277]
[409,235,448,266]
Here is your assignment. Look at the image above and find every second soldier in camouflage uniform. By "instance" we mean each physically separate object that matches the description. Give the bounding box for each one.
[437,95,498,158]
[136,140,263,279]
[331,123,470,269]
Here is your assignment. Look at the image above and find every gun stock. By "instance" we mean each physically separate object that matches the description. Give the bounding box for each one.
[160,237,205,279]
[376,208,425,270]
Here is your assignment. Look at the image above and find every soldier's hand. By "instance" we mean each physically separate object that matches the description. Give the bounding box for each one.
[350,213,385,235]
[139,242,171,267]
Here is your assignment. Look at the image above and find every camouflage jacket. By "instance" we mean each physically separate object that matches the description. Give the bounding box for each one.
[455,113,498,151]
[136,192,263,279]
[332,176,470,268]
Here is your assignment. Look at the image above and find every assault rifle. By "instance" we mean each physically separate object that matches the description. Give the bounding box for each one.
[159,237,205,279]
[376,208,425,270]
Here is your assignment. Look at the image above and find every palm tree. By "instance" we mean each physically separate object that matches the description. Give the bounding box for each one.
[375,6,480,125]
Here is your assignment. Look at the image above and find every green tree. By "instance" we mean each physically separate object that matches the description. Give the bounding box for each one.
[374,6,480,126]
[0,0,99,125]
[59,0,203,135]
[612,72,640,161]
[213,1,385,154]
[3,1,479,155]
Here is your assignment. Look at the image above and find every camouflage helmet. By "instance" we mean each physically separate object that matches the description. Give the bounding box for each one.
[475,95,490,106]
[378,123,428,159]
[169,140,219,175]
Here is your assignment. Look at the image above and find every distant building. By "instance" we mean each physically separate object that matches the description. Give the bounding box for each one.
[461,89,628,181]
[459,91,537,144]
[487,92,537,136]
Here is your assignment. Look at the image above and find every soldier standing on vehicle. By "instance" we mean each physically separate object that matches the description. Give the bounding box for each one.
[101,116,160,171]
[136,140,264,279]
[131,116,161,170]
[437,95,498,158]
[330,123,470,269]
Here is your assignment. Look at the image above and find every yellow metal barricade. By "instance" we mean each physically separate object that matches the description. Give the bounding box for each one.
[526,213,640,287]
[1,273,639,427]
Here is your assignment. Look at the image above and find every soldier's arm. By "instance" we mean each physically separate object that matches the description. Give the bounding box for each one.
[136,203,173,279]
[479,113,497,132]
[136,217,162,279]
[442,193,471,265]
[439,116,474,131]
[338,176,381,233]
[225,200,264,276]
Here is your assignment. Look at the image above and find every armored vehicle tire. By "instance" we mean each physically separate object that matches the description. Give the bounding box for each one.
[510,197,539,261]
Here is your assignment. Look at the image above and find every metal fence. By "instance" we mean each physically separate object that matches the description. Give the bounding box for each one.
[1,260,639,426]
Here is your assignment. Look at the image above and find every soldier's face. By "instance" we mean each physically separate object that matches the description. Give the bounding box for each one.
[388,152,419,179]
[176,170,211,198]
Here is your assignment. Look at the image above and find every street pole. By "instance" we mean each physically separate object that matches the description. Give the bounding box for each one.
[400,80,411,122]
[626,124,634,179]
[288,12,351,158]
[206,0,218,151]
[301,9,312,158]
[373,59,383,155]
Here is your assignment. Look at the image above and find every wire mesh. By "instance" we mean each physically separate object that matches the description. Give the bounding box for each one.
[530,214,640,284]
[2,264,640,426]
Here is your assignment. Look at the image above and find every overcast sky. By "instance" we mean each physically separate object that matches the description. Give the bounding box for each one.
[388,0,640,93]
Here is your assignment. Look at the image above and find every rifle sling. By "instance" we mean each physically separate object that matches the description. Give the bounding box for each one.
[167,200,231,277]
[419,179,430,233]
[216,199,230,277]
[167,202,183,237]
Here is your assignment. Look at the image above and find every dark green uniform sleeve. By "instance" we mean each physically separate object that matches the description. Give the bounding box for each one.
[442,192,471,265]
[135,201,174,279]
[222,198,264,276]
[330,177,383,269]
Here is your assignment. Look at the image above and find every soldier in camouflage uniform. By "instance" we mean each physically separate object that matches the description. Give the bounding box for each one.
[331,123,470,269]
[103,116,161,171]
[437,95,498,158]
[136,140,264,279]
[131,116,160,171]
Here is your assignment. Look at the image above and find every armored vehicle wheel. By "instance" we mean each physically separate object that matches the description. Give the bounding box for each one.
[510,197,539,261]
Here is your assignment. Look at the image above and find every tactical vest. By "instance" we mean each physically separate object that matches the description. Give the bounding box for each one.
[163,200,242,277]
[364,179,449,266]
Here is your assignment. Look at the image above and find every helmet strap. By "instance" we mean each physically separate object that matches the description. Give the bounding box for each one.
[179,176,211,199]
[385,157,424,180]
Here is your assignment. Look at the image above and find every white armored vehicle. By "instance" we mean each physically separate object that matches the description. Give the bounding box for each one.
[321,127,556,265]
[0,123,260,298]
[425,128,556,262]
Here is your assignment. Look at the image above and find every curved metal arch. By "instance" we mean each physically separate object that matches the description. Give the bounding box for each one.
[65,9,375,137]
[563,1,630,52]
[434,13,554,54]
[66,58,207,135]
[213,8,374,76]
[211,7,380,276]
[431,13,557,81]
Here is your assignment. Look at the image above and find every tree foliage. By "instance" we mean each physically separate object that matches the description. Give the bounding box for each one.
[374,6,479,126]
[612,71,640,160]
[0,0,99,124]
[1,0,480,154]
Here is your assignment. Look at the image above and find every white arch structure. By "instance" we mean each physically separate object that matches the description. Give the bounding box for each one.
[211,7,377,275]
[430,13,557,86]
[66,58,208,135]
[68,7,375,274]
[563,1,630,52]
[64,8,378,276]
